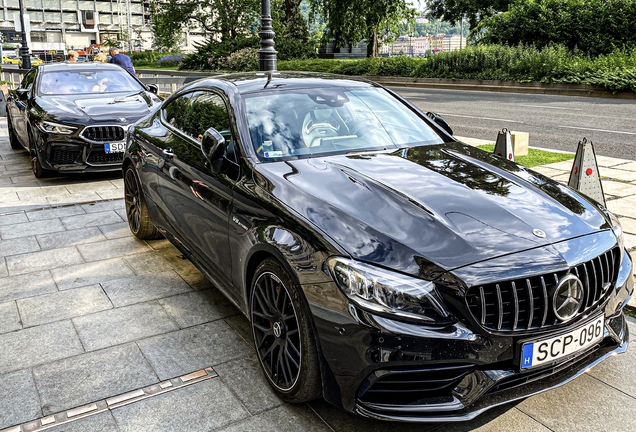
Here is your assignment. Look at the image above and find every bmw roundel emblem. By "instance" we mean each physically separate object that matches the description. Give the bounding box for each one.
[118,117,127,123]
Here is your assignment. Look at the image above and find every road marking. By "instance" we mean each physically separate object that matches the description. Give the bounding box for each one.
[437,112,525,124]
[0,367,218,432]
[559,125,636,135]
[518,104,584,111]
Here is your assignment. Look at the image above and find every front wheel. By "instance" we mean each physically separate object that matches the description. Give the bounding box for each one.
[31,151,51,178]
[250,258,322,403]
[124,165,161,240]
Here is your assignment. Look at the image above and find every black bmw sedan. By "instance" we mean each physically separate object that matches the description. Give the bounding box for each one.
[6,62,161,177]
[123,72,633,422]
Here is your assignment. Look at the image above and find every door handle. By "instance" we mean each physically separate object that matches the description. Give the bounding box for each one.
[162,148,174,158]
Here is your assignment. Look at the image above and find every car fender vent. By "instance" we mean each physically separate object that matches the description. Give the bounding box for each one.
[358,364,475,406]
[465,247,619,333]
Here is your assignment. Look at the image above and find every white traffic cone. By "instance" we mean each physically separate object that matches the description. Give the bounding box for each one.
[494,128,514,161]
[568,138,606,206]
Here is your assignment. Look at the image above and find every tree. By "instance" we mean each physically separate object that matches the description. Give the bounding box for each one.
[425,0,511,29]
[150,0,261,43]
[312,0,416,57]
[474,0,636,56]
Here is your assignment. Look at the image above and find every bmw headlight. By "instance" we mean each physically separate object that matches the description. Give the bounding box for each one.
[36,120,77,135]
[327,257,453,324]
[609,211,624,259]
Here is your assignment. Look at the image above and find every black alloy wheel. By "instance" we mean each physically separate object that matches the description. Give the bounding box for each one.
[250,259,321,402]
[124,165,161,240]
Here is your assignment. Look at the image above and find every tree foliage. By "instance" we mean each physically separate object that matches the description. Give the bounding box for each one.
[311,0,416,56]
[426,0,510,29]
[474,0,636,56]
[150,0,260,43]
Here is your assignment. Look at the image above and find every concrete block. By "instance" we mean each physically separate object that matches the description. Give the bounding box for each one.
[33,343,158,415]
[17,284,113,327]
[510,131,529,156]
[73,302,179,351]
[0,370,42,430]
[137,320,251,380]
[0,320,84,374]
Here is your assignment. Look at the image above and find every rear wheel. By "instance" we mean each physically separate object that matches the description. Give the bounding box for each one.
[250,258,322,403]
[7,115,22,150]
[124,165,161,240]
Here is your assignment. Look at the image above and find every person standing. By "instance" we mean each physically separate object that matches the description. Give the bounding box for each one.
[108,47,136,76]
[67,50,79,62]
[93,52,108,63]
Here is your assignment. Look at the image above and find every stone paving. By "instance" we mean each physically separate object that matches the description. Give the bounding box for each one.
[0,119,634,432]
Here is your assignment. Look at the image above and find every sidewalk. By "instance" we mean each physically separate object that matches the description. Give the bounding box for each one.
[0,121,634,432]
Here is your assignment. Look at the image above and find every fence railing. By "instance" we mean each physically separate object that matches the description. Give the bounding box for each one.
[1,68,220,94]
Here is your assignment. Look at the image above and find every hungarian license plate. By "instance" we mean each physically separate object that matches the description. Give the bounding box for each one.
[520,315,604,370]
[105,142,126,153]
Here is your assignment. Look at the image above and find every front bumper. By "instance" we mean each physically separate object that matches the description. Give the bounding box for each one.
[307,249,633,422]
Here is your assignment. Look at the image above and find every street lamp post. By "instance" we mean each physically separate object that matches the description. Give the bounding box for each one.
[258,0,277,72]
[18,0,31,69]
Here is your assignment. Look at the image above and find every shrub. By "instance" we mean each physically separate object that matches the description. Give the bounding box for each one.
[225,48,258,72]
[156,54,186,68]
[130,51,164,67]
[275,38,317,61]
[180,37,260,71]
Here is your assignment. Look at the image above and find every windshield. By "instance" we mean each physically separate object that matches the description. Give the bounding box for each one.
[244,87,445,161]
[38,70,144,95]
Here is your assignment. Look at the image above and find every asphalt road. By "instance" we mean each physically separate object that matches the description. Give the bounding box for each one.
[391,87,636,161]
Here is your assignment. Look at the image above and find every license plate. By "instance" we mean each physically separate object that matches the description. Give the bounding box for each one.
[520,315,604,370]
[105,142,126,153]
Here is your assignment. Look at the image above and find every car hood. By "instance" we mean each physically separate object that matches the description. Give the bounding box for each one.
[35,91,159,124]
[254,142,610,276]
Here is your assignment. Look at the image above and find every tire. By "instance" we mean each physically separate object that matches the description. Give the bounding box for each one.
[31,151,51,178]
[7,114,22,150]
[124,165,161,240]
[250,258,322,403]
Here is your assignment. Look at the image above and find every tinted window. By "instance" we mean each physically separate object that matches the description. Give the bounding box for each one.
[163,91,233,142]
[244,87,445,161]
[38,69,143,95]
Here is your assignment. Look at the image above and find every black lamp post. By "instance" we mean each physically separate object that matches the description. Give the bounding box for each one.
[18,0,31,69]
[258,0,277,71]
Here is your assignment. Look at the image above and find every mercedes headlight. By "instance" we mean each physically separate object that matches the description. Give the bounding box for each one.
[609,211,624,260]
[327,257,453,324]
[36,120,77,135]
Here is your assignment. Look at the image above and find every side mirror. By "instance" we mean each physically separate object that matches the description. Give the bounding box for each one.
[16,88,29,100]
[201,127,227,173]
[426,111,453,136]
[147,84,158,94]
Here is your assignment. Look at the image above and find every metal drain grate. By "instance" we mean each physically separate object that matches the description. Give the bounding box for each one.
[0,367,218,432]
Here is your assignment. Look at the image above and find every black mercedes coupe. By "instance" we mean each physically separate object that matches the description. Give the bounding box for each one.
[6,62,161,177]
[123,72,633,422]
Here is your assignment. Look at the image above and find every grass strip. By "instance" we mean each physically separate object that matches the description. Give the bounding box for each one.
[477,144,575,168]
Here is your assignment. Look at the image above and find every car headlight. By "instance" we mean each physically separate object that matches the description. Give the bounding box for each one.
[36,121,77,135]
[609,211,624,258]
[327,257,453,324]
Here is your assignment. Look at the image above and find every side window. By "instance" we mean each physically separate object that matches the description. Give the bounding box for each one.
[183,91,233,142]
[162,92,192,130]
[162,90,233,143]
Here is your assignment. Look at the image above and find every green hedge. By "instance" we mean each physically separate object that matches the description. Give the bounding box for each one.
[277,45,636,93]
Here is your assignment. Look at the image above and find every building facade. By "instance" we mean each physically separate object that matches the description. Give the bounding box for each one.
[0,0,205,58]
